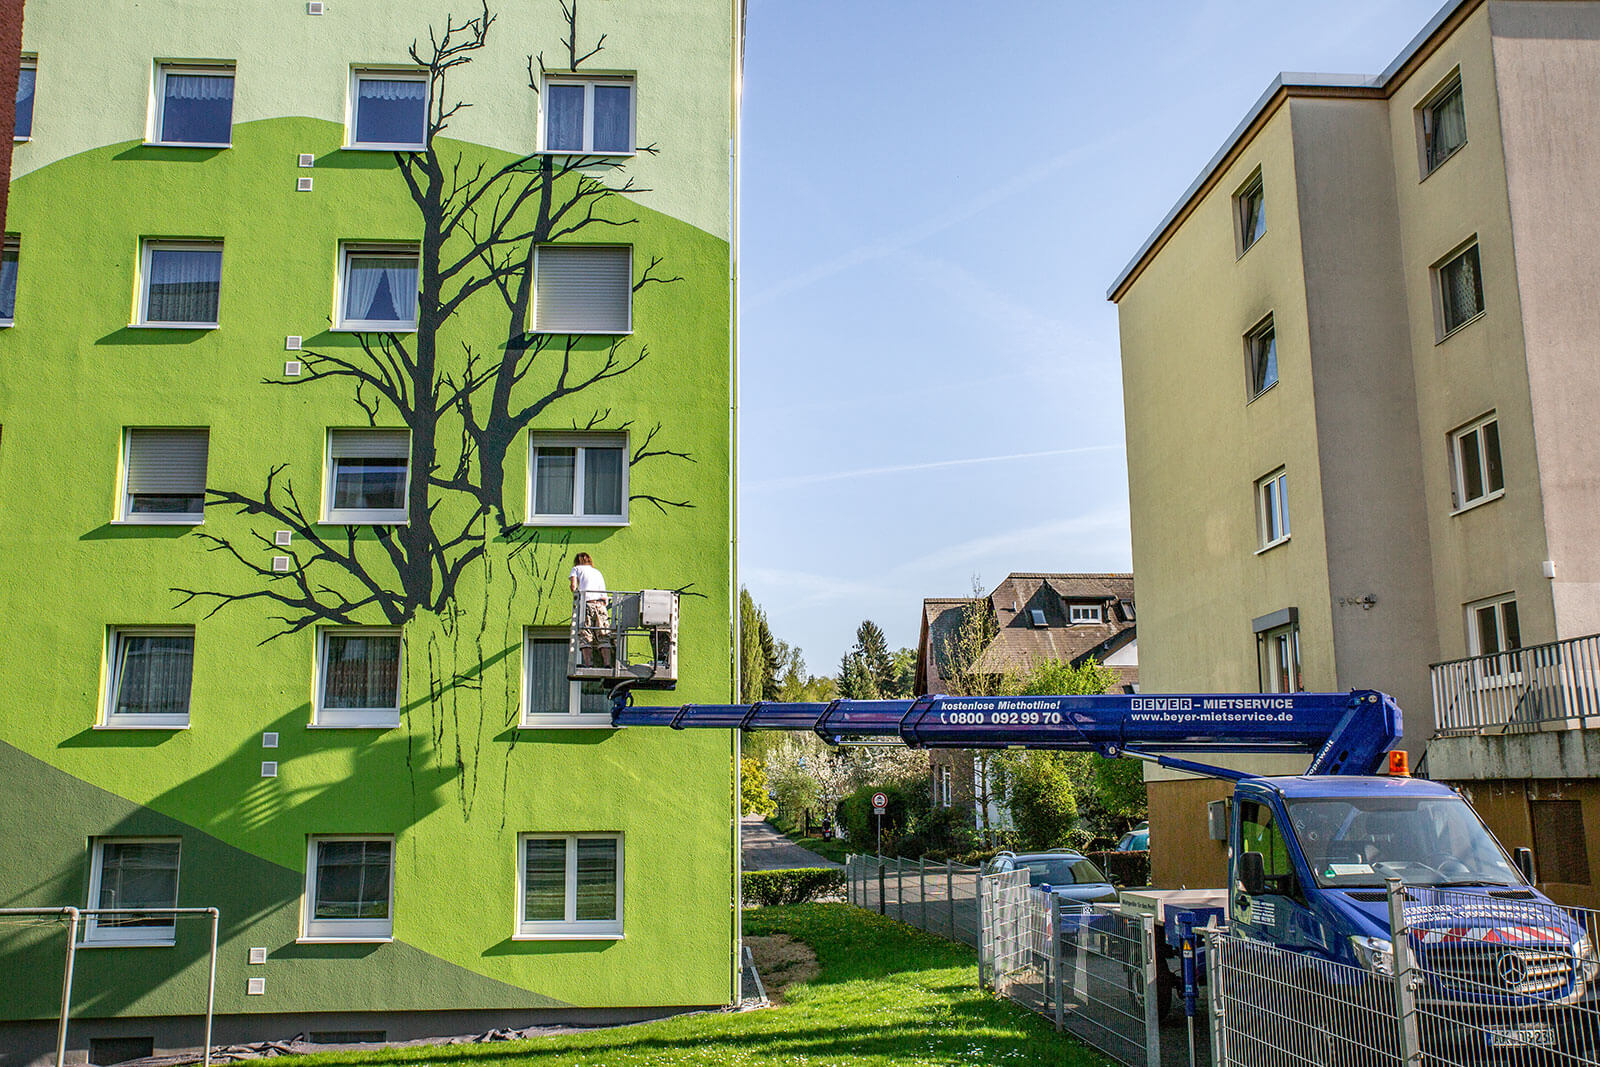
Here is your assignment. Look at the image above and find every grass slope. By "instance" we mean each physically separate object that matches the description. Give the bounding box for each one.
[282,904,1110,1066]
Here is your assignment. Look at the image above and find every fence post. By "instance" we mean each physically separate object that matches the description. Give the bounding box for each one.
[877,859,886,916]
[1386,877,1424,1067]
[976,872,987,988]
[920,858,929,931]
[947,863,956,940]
[1205,928,1225,1067]
[1142,913,1160,1067]
[56,908,79,1067]
[1050,892,1064,1032]
[896,859,904,922]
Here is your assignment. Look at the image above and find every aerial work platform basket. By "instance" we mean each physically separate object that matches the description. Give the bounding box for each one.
[567,589,678,689]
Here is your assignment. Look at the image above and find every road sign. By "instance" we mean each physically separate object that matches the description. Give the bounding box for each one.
[871,792,887,812]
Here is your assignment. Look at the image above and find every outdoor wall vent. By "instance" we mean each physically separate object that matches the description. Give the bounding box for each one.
[272,556,292,572]
[247,977,266,996]
[306,1,324,14]
[298,153,314,168]
[248,947,267,965]
[275,530,293,547]
[262,731,279,749]
[261,761,278,778]
[284,360,303,377]
[285,335,302,350]
[297,176,313,192]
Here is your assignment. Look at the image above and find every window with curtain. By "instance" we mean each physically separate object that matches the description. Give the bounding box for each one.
[107,628,195,727]
[306,837,393,940]
[86,839,181,944]
[528,433,627,523]
[1438,242,1484,336]
[1245,316,1276,398]
[340,246,419,329]
[1236,172,1266,253]
[14,60,34,139]
[124,428,208,522]
[542,76,634,154]
[1256,467,1290,549]
[326,429,409,522]
[351,72,428,148]
[318,629,401,726]
[518,834,622,937]
[0,238,17,323]
[1423,74,1467,173]
[524,630,611,723]
[1450,413,1503,510]
[141,240,222,327]
[156,65,234,146]
[533,245,631,333]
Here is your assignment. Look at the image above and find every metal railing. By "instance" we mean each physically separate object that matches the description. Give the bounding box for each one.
[567,589,678,686]
[1432,631,1600,736]
[844,854,982,947]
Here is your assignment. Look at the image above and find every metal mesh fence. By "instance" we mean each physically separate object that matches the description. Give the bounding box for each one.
[844,855,983,946]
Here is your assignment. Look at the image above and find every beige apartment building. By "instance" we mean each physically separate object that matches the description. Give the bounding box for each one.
[1110,0,1600,903]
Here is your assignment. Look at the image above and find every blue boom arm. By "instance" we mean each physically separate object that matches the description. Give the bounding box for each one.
[613,690,1402,779]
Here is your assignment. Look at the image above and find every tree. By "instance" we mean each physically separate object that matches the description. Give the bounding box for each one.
[836,651,878,699]
[740,756,775,817]
[889,646,917,698]
[758,611,781,702]
[739,588,767,704]
[1004,753,1078,850]
[853,620,896,697]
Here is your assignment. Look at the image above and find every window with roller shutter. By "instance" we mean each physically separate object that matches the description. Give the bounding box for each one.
[122,428,208,523]
[533,245,631,334]
[324,429,410,524]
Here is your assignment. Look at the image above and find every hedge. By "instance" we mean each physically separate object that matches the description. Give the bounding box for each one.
[742,867,846,907]
[1087,849,1150,888]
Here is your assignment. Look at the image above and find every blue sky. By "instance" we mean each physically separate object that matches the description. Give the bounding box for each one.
[738,0,1447,673]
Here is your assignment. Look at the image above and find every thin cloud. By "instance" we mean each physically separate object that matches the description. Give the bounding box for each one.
[746,444,1124,492]
[892,509,1131,577]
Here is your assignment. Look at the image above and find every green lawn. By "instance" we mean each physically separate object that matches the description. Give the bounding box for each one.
[281,904,1110,1066]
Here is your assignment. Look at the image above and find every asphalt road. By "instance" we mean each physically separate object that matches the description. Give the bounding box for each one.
[741,815,844,871]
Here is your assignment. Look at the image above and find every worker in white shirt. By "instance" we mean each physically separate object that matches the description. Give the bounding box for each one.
[569,552,612,667]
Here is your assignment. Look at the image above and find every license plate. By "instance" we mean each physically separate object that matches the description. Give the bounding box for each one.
[1487,1025,1556,1049]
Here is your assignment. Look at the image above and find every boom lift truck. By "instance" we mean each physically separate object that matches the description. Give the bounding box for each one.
[604,685,1599,1058]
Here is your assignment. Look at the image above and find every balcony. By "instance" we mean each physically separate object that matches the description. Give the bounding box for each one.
[1432,632,1600,737]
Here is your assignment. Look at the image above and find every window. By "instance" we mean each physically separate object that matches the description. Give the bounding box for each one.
[349,70,427,149]
[122,429,208,523]
[524,629,610,725]
[0,237,16,325]
[153,64,234,146]
[338,245,419,330]
[1466,594,1520,657]
[1245,315,1276,399]
[1235,801,1296,902]
[325,429,409,523]
[1449,413,1503,511]
[1028,608,1046,628]
[304,837,393,941]
[1069,604,1102,624]
[1235,171,1265,254]
[138,240,222,328]
[105,628,194,728]
[1436,241,1484,337]
[86,839,180,945]
[316,628,401,727]
[1258,624,1301,693]
[533,245,631,334]
[1255,468,1290,549]
[517,834,622,938]
[1421,72,1466,174]
[542,76,634,154]
[15,58,34,140]
[528,433,627,524]
[939,767,952,809]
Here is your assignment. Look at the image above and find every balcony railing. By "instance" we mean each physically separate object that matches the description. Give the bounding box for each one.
[1431,632,1600,736]
[567,589,679,690]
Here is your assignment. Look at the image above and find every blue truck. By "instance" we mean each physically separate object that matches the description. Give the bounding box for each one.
[612,688,1597,1058]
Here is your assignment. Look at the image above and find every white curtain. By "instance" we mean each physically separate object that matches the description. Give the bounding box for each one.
[116,634,194,717]
[146,247,220,324]
[592,85,631,152]
[534,447,577,515]
[545,84,585,150]
[360,78,426,102]
[323,634,399,709]
[582,446,624,516]
[527,638,568,714]
[1433,90,1466,159]
[165,73,233,101]
[346,256,417,324]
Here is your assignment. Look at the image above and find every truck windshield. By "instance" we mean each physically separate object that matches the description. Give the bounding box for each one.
[1286,796,1523,888]
[1021,857,1107,887]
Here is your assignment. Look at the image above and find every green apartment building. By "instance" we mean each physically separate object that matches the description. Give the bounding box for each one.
[0,0,742,1060]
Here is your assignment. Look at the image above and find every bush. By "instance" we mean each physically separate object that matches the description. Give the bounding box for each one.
[838,783,912,850]
[1005,755,1078,850]
[1087,849,1150,888]
[742,867,846,906]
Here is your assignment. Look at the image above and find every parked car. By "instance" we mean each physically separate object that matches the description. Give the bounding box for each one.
[990,850,1119,906]
[1115,823,1149,851]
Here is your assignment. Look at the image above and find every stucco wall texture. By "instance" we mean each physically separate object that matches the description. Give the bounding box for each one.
[0,0,738,1040]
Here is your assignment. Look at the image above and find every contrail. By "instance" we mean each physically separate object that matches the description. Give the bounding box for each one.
[746,444,1124,491]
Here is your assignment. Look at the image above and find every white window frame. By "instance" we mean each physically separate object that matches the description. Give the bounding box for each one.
[14,57,34,142]
[1418,69,1466,177]
[336,243,421,332]
[1466,593,1521,658]
[151,63,235,148]
[84,837,181,947]
[1449,412,1504,513]
[522,627,611,727]
[526,431,629,525]
[302,835,394,942]
[314,627,403,728]
[136,239,223,329]
[531,244,633,335]
[103,626,195,729]
[939,767,952,809]
[539,74,636,156]
[1259,624,1301,694]
[1433,238,1484,341]
[0,235,18,326]
[515,833,623,940]
[1255,467,1290,551]
[346,68,429,151]
[1068,604,1102,625]
[323,428,411,524]
[1234,169,1266,256]
[119,427,208,525]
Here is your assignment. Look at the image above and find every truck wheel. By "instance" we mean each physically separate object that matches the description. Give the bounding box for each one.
[1126,961,1175,1022]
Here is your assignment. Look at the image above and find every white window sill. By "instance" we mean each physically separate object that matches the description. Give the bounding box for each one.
[342,143,424,153]
[524,517,629,528]
[296,935,394,945]
[114,516,204,526]
[519,716,616,729]
[1436,311,1485,345]
[12,136,28,143]
[80,938,177,949]
[143,140,232,150]
[96,721,191,731]
[129,321,219,331]
[1450,489,1503,516]
[512,930,623,941]
[536,149,636,159]
[321,515,409,526]
[530,328,633,337]
[1246,379,1278,405]
[333,324,418,334]
[0,320,14,328]
[309,718,399,730]
[1255,536,1291,555]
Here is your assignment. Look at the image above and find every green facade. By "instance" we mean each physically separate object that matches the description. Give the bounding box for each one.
[0,0,738,1049]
